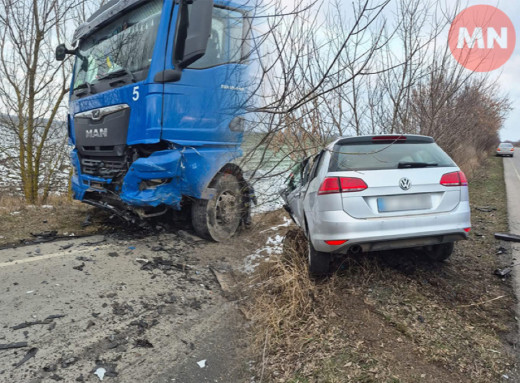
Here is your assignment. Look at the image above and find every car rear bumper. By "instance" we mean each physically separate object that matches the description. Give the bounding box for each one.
[310,202,471,253]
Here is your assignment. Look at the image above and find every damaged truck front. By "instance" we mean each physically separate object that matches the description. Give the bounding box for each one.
[56,0,255,241]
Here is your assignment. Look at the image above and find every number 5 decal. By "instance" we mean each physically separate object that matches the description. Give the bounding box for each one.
[132,86,140,101]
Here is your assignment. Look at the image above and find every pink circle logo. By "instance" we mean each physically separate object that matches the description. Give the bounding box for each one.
[448,5,516,72]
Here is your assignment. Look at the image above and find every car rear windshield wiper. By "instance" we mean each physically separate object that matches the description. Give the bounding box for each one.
[97,68,136,82]
[398,162,438,168]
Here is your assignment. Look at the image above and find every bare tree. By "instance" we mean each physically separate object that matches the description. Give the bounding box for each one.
[0,0,88,203]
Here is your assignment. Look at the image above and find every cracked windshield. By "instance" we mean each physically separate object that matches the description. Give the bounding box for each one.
[73,0,163,89]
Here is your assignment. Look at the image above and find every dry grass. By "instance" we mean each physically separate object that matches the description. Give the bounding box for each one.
[246,156,517,383]
[0,193,109,246]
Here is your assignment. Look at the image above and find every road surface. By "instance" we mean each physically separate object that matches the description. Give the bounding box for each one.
[503,153,520,334]
[0,228,263,383]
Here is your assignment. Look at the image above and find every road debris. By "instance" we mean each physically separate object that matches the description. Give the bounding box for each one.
[497,246,508,255]
[60,243,74,250]
[211,268,236,293]
[14,347,37,368]
[494,267,512,278]
[108,252,119,257]
[134,339,154,348]
[495,233,520,243]
[12,314,66,330]
[94,367,106,381]
[73,262,86,271]
[475,206,497,212]
[197,359,207,368]
[0,342,28,350]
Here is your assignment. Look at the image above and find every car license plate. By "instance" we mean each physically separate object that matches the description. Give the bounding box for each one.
[377,194,431,212]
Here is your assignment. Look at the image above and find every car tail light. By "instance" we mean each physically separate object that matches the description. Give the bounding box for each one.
[340,177,368,192]
[497,148,501,151]
[464,228,471,233]
[440,171,468,187]
[325,240,348,246]
[511,148,515,151]
[372,135,406,141]
[318,177,341,195]
[318,177,367,195]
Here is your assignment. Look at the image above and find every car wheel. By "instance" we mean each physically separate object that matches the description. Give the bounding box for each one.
[307,236,331,276]
[192,173,242,242]
[425,242,454,262]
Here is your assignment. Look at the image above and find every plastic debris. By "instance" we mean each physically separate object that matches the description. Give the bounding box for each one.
[128,246,136,250]
[0,342,28,350]
[94,367,106,381]
[494,267,512,278]
[475,206,496,212]
[197,359,207,368]
[495,233,520,243]
[14,347,38,368]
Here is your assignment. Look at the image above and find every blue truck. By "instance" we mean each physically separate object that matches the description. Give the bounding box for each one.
[56,0,255,241]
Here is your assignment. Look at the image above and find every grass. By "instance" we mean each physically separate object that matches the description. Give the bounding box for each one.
[246,156,517,382]
[0,194,109,247]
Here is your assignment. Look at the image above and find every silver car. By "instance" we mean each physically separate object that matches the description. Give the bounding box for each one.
[496,142,514,157]
[282,135,471,275]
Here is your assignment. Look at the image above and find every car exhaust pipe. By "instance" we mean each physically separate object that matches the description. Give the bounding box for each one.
[349,245,362,254]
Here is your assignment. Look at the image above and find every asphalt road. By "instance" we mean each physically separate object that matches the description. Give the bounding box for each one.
[0,230,256,383]
[503,153,520,331]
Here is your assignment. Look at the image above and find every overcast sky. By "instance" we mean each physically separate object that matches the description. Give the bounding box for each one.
[275,0,519,141]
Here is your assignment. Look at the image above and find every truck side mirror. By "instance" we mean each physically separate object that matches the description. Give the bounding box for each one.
[56,44,67,61]
[179,0,213,68]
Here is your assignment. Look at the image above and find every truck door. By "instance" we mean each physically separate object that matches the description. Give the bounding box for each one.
[161,5,247,146]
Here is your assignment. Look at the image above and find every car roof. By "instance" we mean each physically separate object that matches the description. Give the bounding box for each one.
[327,134,435,150]
[499,142,513,145]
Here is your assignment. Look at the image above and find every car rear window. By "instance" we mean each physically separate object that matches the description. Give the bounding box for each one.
[329,142,456,171]
[499,143,513,148]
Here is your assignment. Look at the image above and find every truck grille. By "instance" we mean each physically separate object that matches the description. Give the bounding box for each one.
[80,155,127,178]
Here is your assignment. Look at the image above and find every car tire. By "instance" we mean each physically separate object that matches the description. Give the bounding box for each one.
[307,236,331,276]
[425,242,454,262]
[192,173,242,242]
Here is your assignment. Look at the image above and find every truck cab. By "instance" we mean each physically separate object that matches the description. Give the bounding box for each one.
[57,0,254,241]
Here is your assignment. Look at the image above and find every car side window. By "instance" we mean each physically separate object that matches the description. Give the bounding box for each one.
[309,151,325,181]
[302,154,321,186]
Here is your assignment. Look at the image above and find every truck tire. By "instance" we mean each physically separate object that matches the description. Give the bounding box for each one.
[192,172,242,242]
[307,236,331,276]
[425,242,454,262]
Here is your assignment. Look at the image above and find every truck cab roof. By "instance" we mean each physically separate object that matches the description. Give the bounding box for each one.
[73,0,252,43]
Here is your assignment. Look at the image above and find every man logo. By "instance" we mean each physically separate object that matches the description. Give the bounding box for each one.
[399,178,412,191]
[86,129,108,138]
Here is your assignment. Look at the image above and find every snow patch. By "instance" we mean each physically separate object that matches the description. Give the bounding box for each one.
[243,234,284,274]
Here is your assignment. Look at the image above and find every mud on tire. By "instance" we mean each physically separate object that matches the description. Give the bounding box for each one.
[192,172,242,242]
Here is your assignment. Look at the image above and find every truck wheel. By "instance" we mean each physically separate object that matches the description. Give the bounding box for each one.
[425,242,454,262]
[307,236,331,276]
[192,173,242,242]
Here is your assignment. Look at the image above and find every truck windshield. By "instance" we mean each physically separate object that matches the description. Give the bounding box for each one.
[73,0,163,90]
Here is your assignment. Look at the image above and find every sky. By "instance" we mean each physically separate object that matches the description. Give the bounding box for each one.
[274,0,520,141]
[473,0,520,142]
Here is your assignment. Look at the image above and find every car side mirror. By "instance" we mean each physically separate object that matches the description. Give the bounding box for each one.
[178,0,213,68]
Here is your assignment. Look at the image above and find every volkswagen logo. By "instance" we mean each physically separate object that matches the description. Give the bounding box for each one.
[91,109,101,120]
[399,177,412,190]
